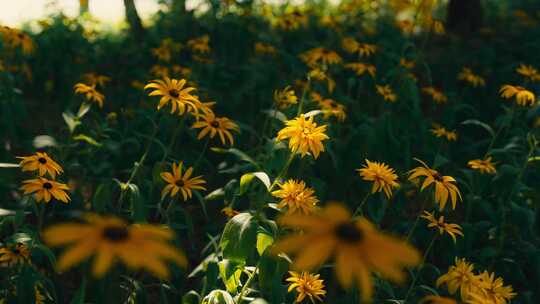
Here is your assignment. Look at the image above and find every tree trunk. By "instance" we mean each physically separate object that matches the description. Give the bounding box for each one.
[123,0,145,41]
[446,0,483,35]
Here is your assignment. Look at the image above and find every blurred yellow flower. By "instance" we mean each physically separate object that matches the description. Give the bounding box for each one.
[82,73,111,87]
[160,162,206,201]
[0,243,31,266]
[516,64,540,82]
[43,214,187,279]
[376,85,397,103]
[221,207,240,218]
[300,47,342,67]
[458,68,486,87]
[499,84,536,106]
[187,35,210,53]
[467,157,497,174]
[17,152,63,179]
[74,83,105,108]
[400,58,415,69]
[344,62,376,77]
[431,124,458,141]
[421,211,464,243]
[271,179,319,215]
[277,115,329,159]
[422,87,448,104]
[357,43,377,57]
[471,271,516,304]
[356,159,399,199]
[145,77,200,115]
[286,271,326,303]
[273,203,420,302]
[20,177,70,203]
[255,42,277,56]
[274,86,298,109]
[191,112,239,145]
[436,258,478,301]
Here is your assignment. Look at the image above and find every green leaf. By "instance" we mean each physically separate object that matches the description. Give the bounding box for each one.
[239,172,271,194]
[202,290,235,304]
[218,259,243,293]
[182,291,201,304]
[62,112,80,133]
[262,109,287,122]
[258,250,289,303]
[256,232,274,256]
[73,134,102,147]
[77,102,92,118]
[93,182,113,212]
[220,213,258,263]
[461,119,495,137]
[210,148,260,169]
[34,244,57,266]
[70,276,86,304]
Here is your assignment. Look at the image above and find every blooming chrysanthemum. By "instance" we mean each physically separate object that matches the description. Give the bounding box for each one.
[458,68,486,87]
[344,62,376,77]
[160,162,206,201]
[431,125,458,141]
[276,115,329,159]
[436,258,478,301]
[0,243,31,266]
[274,86,298,109]
[499,84,536,106]
[472,271,516,304]
[20,177,70,203]
[43,214,187,278]
[516,64,540,82]
[271,179,319,215]
[191,112,239,145]
[17,152,63,179]
[422,87,448,104]
[273,203,420,302]
[408,159,462,210]
[421,211,464,243]
[144,77,200,115]
[286,271,326,303]
[467,157,497,174]
[376,85,397,103]
[356,159,400,199]
[74,83,105,108]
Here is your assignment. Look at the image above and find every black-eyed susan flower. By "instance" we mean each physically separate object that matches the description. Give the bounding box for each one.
[145,77,200,115]
[274,86,298,109]
[276,115,329,159]
[431,124,458,141]
[420,295,457,304]
[422,87,448,104]
[356,160,399,199]
[0,243,31,266]
[400,58,415,69]
[275,10,308,31]
[436,258,478,301]
[467,157,497,174]
[319,99,346,122]
[187,35,210,53]
[160,162,206,201]
[286,271,326,303]
[408,159,462,211]
[341,37,359,53]
[20,177,70,203]
[420,211,464,243]
[471,271,516,304]
[74,83,105,108]
[344,62,376,77]
[82,73,111,87]
[357,43,377,57]
[376,85,397,103]
[17,152,63,179]
[191,112,239,145]
[299,47,342,67]
[499,84,536,106]
[271,179,319,215]
[308,68,336,93]
[516,64,540,82]
[458,68,486,87]
[273,203,420,302]
[43,214,187,278]
[255,42,277,56]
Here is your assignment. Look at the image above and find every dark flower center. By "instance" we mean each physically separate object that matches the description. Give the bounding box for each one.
[176,179,185,187]
[43,182,53,190]
[38,157,47,164]
[210,120,219,128]
[433,172,443,182]
[334,222,364,243]
[102,226,129,242]
[169,89,180,98]
[12,248,20,254]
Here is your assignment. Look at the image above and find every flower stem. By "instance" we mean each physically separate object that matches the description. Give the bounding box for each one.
[269,152,295,192]
[352,192,370,217]
[404,234,437,302]
[296,77,311,116]
[237,264,259,303]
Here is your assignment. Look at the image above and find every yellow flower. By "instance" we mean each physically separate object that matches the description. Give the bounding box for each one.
[408,159,462,211]
[271,179,319,215]
[20,177,70,203]
[192,112,239,145]
[35,284,47,304]
[420,295,457,304]
[171,65,192,78]
[160,162,206,201]
[17,152,63,179]
[187,35,210,53]
[356,159,399,199]
[286,271,326,303]
[516,64,540,82]
[319,98,346,122]
[431,124,458,141]
[274,86,298,109]
[400,58,415,69]
[255,42,277,56]
[344,62,376,77]
[273,203,420,302]
[144,77,200,115]
[276,115,329,159]
[150,65,170,78]
[299,47,342,67]
[81,73,111,87]
[436,258,478,301]
[422,87,448,104]
[376,85,397,103]
[43,214,187,279]
[499,84,536,106]
[420,211,464,243]
[356,43,377,57]
[0,243,31,266]
[74,83,105,108]
[467,157,497,174]
[308,68,336,93]
[458,68,486,87]
[0,26,35,54]
[473,271,516,304]
[221,207,240,218]
[275,10,308,31]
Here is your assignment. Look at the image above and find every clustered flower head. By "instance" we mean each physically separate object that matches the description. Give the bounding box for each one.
[286,271,326,303]
[356,159,400,199]
[277,114,329,159]
[271,179,319,215]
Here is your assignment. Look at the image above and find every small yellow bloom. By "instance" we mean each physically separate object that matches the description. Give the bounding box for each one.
[187,35,210,54]
[192,112,239,145]
[276,115,329,159]
[356,159,399,199]
[408,159,462,211]
[81,73,111,87]
[273,203,420,302]
[271,179,319,215]
[400,58,415,69]
[458,68,486,87]
[467,157,497,174]
[43,214,187,279]
[0,243,31,266]
[274,86,298,109]
[499,84,536,106]
[344,62,376,77]
[286,271,326,303]
[421,211,464,243]
[254,42,277,56]
[221,207,240,218]
[422,87,448,104]
[144,77,200,115]
[376,85,397,103]
[318,98,346,122]
[20,177,70,203]
[357,43,377,57]
[431,124,458,141]
[74,83,105,108]
[436,258,478,301]
[516,64,540,82]
[299,47,342,67]
[160,162,206,201]
[17,152,63,179]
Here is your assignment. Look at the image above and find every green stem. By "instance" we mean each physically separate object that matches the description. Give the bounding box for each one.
[193,137,210,170]
[269,152,295,192]
[237,264,259,303]
[484,104,516,158]
[404,234,437,302]
[352,192,371,217]
[162,115,187,162]
[296,78,311,116]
